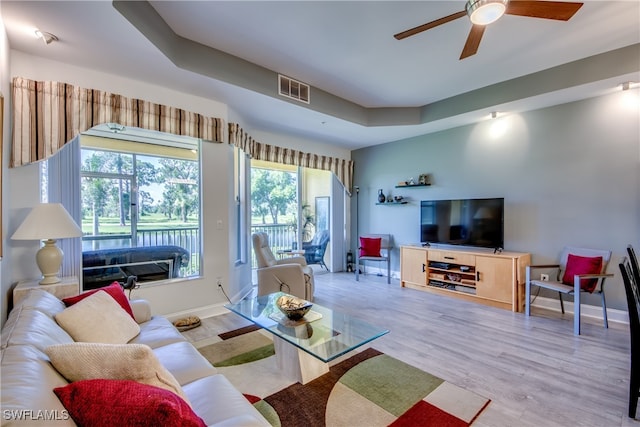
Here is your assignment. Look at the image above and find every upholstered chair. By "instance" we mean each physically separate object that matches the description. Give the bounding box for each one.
[252,232,314,301]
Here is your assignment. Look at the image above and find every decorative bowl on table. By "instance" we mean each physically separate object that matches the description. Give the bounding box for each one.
[276,295,313,320]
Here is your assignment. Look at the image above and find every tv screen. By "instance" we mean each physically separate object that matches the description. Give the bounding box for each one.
[420,198,504,249]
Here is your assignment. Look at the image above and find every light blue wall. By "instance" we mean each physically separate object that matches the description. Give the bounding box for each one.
[351,91,639,311]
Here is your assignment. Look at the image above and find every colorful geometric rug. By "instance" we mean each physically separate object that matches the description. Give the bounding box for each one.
[197,328,490,426]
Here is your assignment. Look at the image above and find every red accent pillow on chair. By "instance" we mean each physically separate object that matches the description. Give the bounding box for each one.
[562,254,603,293]
[359,237,382,257]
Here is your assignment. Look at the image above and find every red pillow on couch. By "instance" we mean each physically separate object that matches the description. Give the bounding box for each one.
[54,379,206,427]
[562,254,603,293]
[63,282,134,319]
[359,237,382,257]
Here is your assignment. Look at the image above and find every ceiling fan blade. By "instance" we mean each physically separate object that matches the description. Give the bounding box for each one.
[460,25,485,60]
[394,10,466,40]
[506,1,583,21]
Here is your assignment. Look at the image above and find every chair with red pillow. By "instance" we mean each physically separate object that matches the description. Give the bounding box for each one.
[355,234,392,284]
[525,246,613,335]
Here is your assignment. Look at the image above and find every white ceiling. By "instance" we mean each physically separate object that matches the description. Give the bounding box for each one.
[2,1,639,150]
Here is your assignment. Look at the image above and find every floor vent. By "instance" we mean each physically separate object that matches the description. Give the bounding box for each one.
[278,74,310,104]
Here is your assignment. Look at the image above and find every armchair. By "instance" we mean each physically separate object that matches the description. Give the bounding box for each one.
[525,246,612,335]
[356,234,392,284]
[303,230,330,270]
[252,232,314,301]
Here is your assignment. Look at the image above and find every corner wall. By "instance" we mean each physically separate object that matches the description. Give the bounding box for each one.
[351,90,640,311]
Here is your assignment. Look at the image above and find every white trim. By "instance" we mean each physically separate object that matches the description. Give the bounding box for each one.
[531,295,629,326]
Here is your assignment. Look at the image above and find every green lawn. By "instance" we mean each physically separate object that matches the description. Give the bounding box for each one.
[81,213,198,234]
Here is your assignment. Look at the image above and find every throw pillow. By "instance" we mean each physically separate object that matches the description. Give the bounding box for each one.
[360,237,382,257]
[45,342,188,402]
[63,282,135,319]
[54,379,206,427]
[54,291,140,343]
[562,254,603,293]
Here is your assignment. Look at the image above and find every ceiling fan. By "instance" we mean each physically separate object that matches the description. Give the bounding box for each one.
[394,0,583,60]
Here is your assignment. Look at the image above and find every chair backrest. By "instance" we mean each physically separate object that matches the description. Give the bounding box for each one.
[559,246,611,275]
[313,230,330,248]
[628,245,640,285]
[620,257,640,349]
[359,234,392,258]
[252,232,277,268]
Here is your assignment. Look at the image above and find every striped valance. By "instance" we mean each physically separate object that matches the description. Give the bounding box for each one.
[229,123,354,194]
[11,77,224,167]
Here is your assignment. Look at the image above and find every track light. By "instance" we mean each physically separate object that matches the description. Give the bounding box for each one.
[34,29,58,45]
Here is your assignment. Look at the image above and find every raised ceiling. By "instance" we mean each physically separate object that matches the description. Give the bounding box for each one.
[2,1,639,150]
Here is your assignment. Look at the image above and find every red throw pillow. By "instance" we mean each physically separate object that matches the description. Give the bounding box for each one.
[360,237,382,257]
[63,282,135,319]
[562,254,603,293]
[54,379,206,427]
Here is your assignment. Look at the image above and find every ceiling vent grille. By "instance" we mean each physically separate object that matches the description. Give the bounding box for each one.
[278,74,310,104]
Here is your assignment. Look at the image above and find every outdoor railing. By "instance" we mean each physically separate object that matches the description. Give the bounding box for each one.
[82,227,200,277]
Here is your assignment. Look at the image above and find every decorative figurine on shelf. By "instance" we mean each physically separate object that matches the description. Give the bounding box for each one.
[377,189,386,203]
[387,196,393,203]
[408,178,415,185]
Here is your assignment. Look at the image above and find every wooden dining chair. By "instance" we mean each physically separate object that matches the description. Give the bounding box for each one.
[620,255,640,418]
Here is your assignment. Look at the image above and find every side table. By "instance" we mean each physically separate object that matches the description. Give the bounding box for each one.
[13,276,80,306]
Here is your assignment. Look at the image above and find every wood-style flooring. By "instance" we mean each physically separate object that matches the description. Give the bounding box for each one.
[182,270,636,427]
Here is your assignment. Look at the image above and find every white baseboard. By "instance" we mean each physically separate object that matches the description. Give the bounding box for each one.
[531,295,629,326]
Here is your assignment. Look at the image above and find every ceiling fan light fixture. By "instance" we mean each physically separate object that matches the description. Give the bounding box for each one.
[34,29,58,45]
[466,0,509,26]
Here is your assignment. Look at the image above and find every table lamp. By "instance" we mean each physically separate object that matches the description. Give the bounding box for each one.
[11,203,83,285]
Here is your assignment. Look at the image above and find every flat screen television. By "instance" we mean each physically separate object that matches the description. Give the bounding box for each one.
[420,198,504,250]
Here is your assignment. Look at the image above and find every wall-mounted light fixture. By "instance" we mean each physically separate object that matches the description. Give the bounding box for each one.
[491,111,498,119]
[34,29,58,45]
[621,82,638,91]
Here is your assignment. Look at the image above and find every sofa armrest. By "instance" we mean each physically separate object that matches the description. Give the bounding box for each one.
[276,256,306,266]
[129,299,152,323]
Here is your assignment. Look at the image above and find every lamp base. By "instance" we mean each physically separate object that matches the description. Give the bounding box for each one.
[36,239,63,285]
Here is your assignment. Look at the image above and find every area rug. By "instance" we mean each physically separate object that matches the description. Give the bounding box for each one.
[197,327,490,427]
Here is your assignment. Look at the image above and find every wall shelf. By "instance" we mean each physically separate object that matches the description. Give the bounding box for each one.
[395,183,430,188]
[376,201,408,205]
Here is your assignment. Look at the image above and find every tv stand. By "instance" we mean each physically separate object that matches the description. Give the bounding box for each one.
[400,246,530,312]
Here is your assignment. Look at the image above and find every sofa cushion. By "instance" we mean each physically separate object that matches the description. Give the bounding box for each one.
[54,291,140,344]
[0,345,74,426]
[15,288,67,318]
[45,342,188,402]
[153,341,218,386]
[129,315,187,348]
[54,379,206,427]
[2,308,74,352]
[183,374,270,427]
[62,282,134,319]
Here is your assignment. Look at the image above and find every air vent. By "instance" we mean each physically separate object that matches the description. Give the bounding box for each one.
[278,74,310,104]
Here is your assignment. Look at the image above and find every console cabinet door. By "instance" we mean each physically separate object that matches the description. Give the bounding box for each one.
[401,247,427,287]
[475,256,513,303]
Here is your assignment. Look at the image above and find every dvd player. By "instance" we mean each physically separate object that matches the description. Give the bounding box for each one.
[429,262,451,270]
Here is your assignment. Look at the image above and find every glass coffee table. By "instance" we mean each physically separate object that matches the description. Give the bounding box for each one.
[225,292,389,384]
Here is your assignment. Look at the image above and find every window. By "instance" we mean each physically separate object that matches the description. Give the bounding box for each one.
[79,130,201,289]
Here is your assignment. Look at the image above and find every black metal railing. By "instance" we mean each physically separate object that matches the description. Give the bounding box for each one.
[82,227,200,277]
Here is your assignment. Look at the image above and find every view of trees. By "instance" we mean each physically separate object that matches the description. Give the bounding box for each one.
[251,168,297,224]
[81,149,199,234]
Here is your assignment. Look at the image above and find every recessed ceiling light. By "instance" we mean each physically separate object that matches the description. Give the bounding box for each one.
[34,29,58,45]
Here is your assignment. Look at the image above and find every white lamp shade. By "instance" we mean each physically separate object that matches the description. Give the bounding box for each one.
[11,203,82,240]
[12,203,82,285]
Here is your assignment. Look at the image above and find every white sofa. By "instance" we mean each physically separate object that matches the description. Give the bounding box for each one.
[0,289,270,426]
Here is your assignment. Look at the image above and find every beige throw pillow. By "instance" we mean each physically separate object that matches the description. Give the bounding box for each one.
[54,291,140,344]
[45,342,188,402]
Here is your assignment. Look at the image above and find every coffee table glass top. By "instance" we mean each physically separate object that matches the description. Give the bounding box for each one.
[224,292,389,363]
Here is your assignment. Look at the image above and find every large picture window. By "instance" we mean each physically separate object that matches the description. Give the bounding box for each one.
[79,132,201,289]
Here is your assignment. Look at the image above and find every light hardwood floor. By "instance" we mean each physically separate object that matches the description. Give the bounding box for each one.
[183,270,636,427]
